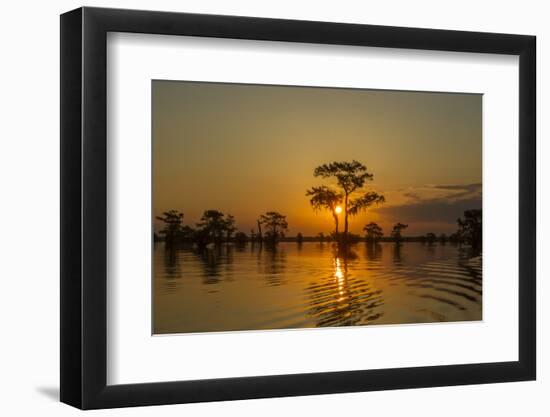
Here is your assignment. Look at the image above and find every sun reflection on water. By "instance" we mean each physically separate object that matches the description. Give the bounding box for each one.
[334,257,345,301]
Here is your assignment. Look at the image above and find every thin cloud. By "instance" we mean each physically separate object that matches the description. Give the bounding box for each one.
[430,183,481,191]
[372,183,482,233]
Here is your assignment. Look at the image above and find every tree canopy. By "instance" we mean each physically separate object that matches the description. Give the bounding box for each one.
[363,222,383,242]
[457,209,482,249]
[310,160,385,242]
[391,223,408,242]
[196,210,237,244]
[156,210,183,245]
[258,211,289,243]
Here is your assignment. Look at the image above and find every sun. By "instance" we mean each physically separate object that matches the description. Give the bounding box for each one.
[334,206,343,214]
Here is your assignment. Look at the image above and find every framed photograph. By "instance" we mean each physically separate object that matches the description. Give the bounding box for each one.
[60,7,536,409]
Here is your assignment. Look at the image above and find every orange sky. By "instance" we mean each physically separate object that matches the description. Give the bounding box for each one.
[153,81,481,237]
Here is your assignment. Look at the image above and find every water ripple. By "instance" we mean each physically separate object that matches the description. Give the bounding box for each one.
[153,242,482,334]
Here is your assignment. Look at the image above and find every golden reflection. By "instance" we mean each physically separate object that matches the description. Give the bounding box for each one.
[334,257,346,301]
[303,246,388,328]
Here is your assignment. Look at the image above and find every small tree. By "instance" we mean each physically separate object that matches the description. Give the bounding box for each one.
[457,209,482,249]
[156,210,183,246]
[426,232,437,245]
[439,233,447,244]
[391,223,408,243]
[258,211,288,244]
[196,210,226,244]
[317,232,325,243]
[363,222,383,243]
[234,232,248,245]
[296,232,304,244]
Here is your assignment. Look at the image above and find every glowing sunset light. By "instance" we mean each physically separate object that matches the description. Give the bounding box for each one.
[153,80,481,236]
[151,80,484,335]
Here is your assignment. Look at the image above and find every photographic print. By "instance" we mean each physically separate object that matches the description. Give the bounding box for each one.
[152,80,482,335]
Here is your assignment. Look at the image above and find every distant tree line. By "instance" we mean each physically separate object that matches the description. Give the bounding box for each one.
[156,209,290,248]
[156,159,481,252]
[356,209,481,249]
[156,207,481,250]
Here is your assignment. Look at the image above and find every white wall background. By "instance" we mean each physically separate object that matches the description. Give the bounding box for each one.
[0,0,545,415]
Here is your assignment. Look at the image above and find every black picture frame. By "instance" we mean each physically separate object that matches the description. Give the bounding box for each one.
[60,6,536,410]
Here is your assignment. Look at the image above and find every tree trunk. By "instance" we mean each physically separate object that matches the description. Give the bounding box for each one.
[257,220,263,243]
[343,193,349,242]
[333,213,339,237]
